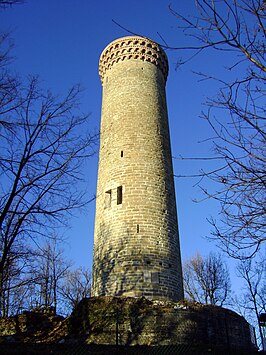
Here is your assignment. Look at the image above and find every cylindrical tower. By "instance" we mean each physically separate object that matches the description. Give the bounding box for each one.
[92,36,183,302]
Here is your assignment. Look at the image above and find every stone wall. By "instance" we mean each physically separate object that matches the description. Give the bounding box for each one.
[0,297,258,354]
[67,297,257,354]
[0,310,64,341]
[92,36,183,302]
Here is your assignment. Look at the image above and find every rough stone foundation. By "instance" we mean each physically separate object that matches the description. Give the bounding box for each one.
[67,297,257,353]
[0,297,258,354]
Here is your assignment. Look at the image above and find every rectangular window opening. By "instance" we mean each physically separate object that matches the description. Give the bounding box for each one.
[151,272,160,284]
[104,190,112,208]
[143,270,151,283]
[137,224,139,233]
[121,150,123,157]
[117,186,123,205]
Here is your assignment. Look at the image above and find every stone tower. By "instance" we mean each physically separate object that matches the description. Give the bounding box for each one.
[92,36,183,302]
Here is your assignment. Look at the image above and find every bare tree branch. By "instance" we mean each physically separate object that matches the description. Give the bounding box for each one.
[170,0,265,258]
[0,20,97,314]
[183,252,231,306]
[237,254,266,349]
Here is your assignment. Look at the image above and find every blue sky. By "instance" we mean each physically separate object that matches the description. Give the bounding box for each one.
[1,1,235,279]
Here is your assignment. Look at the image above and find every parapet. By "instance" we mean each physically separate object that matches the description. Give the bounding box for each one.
[99,36,169,83]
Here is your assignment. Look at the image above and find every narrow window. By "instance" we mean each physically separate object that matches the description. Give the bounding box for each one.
[117,186,123,205]
[151,272,159,284]
[121,151,123,157]
[104,190,111,208]
[144,270,151,283]
[137,224,139,233]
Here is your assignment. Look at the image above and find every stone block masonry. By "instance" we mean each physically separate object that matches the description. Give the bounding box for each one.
[92,36,184,302]
[67,297,257,354]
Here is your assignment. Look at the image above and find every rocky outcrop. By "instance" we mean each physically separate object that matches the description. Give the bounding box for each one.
[0,308,64,343]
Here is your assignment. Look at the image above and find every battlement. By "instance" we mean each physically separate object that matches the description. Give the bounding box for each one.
[99,36,168,83]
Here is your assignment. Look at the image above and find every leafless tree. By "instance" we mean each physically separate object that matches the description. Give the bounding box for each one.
[169,0,265,259]
[0,235,90,316]
[183,252,231,306]
[31,238,72,315]
[0,246,35,316]
[0,6,97,314]
[0,76,96,307]
[237,254,266,350]
[59,267,91,315]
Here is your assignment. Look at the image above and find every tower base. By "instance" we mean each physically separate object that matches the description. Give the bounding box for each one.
[0,296,258,354]
[67,296,257,354]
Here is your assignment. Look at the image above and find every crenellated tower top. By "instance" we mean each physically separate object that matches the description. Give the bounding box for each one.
[99,36,168,83]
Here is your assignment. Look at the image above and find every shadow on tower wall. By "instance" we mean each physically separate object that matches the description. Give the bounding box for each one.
[92,220,183,301]
[92,222,143,297]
